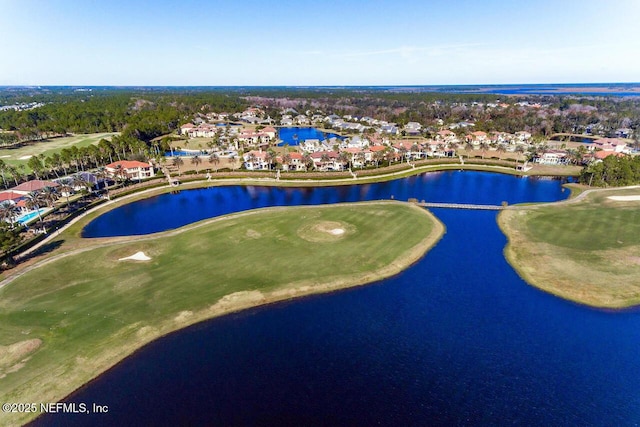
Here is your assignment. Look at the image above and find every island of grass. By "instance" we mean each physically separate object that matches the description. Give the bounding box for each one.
[0,201,444,426]
[499,187,640,308]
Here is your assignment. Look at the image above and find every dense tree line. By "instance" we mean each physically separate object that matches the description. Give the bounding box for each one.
[579,155,640,186]
[0,89,248,145]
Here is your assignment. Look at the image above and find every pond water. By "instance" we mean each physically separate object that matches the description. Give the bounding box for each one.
[82,171,569,237]
[37,171,640,426]
[278,126,344,146]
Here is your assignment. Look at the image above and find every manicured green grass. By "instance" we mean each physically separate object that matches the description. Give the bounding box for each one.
[0,132,118,170]
[525,207,640,250]
[0,202,443,426]
[499,187,640,308]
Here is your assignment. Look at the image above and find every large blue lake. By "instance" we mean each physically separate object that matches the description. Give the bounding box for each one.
[39,171,640,426]
[278,126,343,146]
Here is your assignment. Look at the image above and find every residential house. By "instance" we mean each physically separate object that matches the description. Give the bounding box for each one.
[404,122,422,135]
[310,151,341,171]
[242,150,271,171]
[11,179,60,195]
[280,152,307,171]
[105,160,155,180]
[534,150,569,165]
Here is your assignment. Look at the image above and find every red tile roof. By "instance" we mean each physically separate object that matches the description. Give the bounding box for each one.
[0,191,23,202]
[369,145,387,152]
[594,151,625,160]
[106,160,152,169]
[12,180,59,192]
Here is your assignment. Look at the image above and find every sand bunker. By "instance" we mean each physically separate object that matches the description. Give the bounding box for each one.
[18,155,33,160]
[297,220,355,242]
[118,251,151,261]
[608,195,640,201]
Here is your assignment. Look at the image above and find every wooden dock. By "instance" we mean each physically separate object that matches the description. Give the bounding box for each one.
[415,202,505,211]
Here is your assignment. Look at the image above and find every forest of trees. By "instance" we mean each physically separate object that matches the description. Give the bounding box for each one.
[579,155,640,187]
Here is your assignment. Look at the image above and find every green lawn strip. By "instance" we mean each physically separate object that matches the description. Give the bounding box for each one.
[0,202,443,426]
[0,133,117,171]
[499,187,640,308]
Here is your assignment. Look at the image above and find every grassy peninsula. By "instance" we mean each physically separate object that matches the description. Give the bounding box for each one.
[0,201,443,426]
[499,187,640,308]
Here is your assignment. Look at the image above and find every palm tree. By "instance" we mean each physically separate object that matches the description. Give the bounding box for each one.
[172,157,184,176]
[265,150,276,170]
[94,167,111,199]
[302,153,314,170]
[228,154,237,170]
[320,152,331,170]
[71,174,94,203]
[190,155,202,174]
[373,150,384,168]
[514,145,526,168]
[479,142,490,159]
[208,153,220,172]
[24,191,46,233]
[58,179,73,208]
[337,152,350,170]
[0,159,8,189]
[0,201,19,228]
[40,186,58,207]
[398,146,408,163]
[246,152,257,170]
[281,153,291,171]
[465,140,475,157]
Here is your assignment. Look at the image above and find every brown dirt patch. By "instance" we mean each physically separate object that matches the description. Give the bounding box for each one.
[0,338,42,378]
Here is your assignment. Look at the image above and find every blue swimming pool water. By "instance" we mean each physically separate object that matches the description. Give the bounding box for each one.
[16,208,46,225]
[278,126,344,145]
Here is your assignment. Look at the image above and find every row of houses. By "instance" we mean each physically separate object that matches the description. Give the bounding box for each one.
[1,160,155,223]
[533,137,631,165]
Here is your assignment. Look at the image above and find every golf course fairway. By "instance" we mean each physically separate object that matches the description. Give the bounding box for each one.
[0,201,443,426]
[499,187,640,308]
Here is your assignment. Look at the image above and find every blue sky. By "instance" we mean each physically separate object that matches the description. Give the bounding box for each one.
[1,0,639,85]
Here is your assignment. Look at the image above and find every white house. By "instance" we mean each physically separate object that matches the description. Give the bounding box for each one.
[105,160,155,180]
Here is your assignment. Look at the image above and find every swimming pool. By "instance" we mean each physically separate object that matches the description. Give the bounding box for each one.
[16,208,48,225]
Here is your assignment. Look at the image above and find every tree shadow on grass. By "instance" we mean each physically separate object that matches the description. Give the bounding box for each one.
[21,240,65,262]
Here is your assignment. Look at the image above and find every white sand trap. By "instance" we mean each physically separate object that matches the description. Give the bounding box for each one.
[18,155,33,160]
[608,195,640,201]
[118,251,151,261]
[330,228,345,235]
[0,155,10,158]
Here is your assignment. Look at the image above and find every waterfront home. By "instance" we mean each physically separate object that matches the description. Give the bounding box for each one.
[466,131,488,146]
[393,141,424,160]
[105,160,155,180]
[242,150,271,171]
[294,115,310,125]
[343,135,370,149]
[436,129,459,145]
[310,151,341,171]
[534,150,569,165]
[237,131,271,147]
[11,179,60,195]
[592,138,628,153]
[261,126,277,140]
[0,191,23,204]
[279,152,307,171]
[594,150,626,160]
